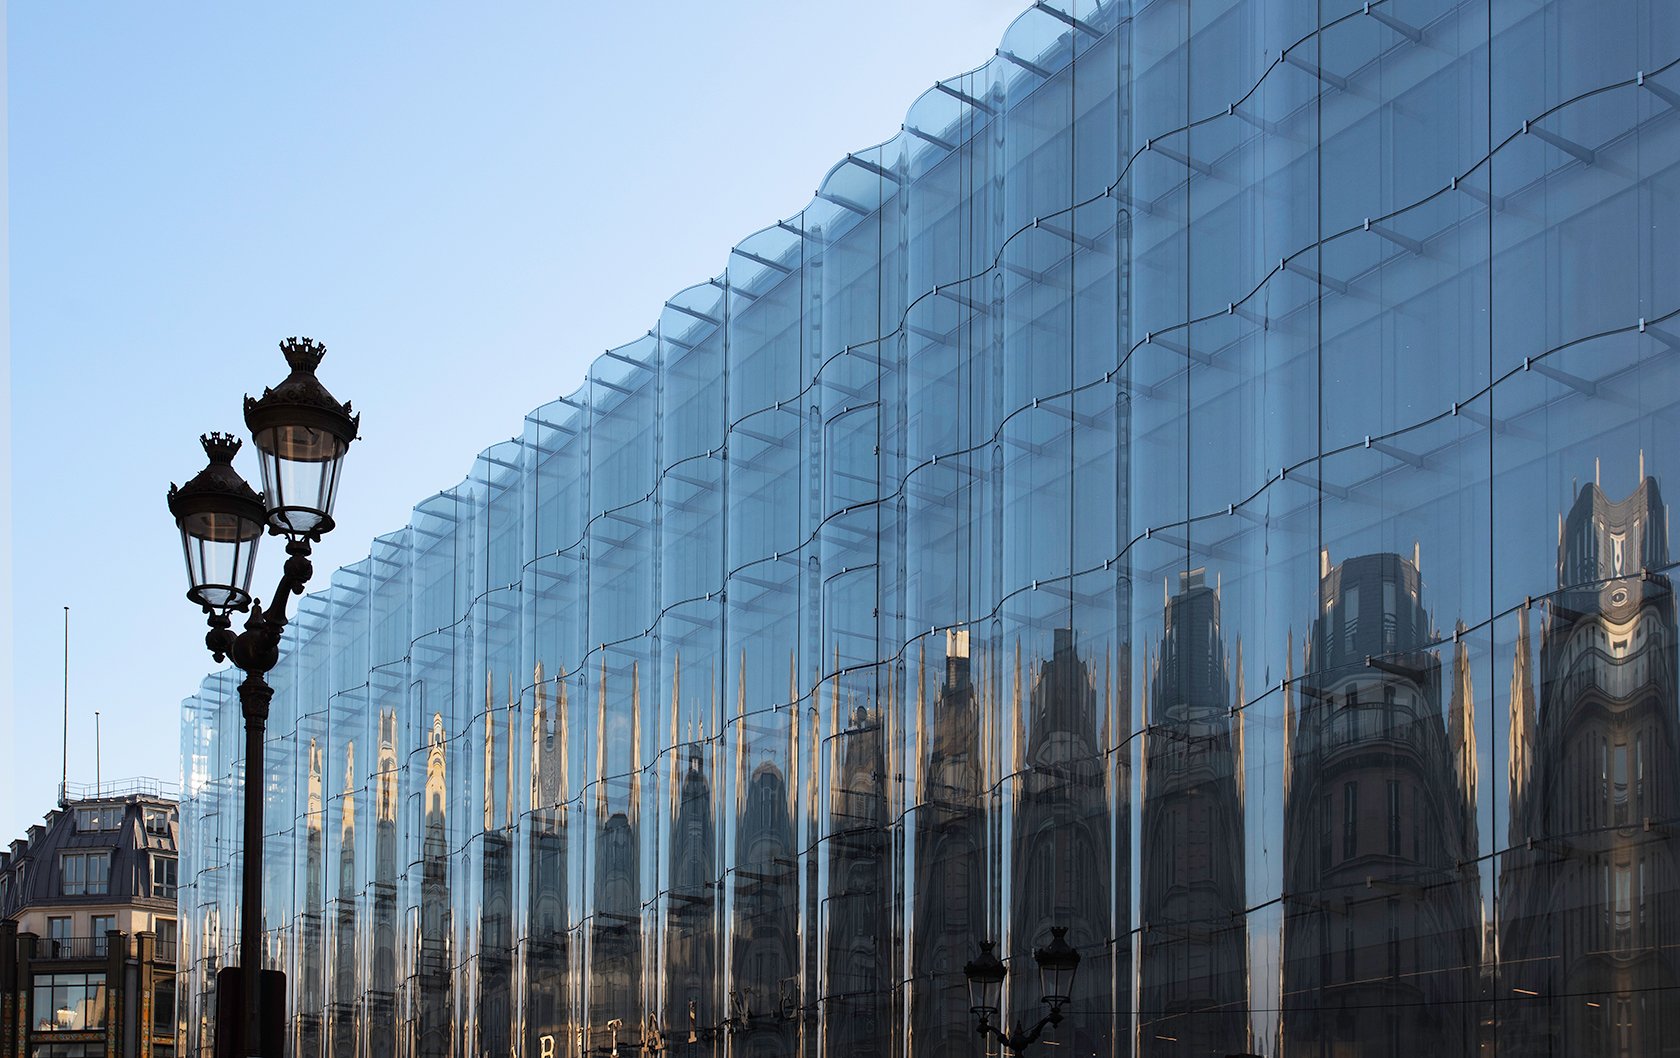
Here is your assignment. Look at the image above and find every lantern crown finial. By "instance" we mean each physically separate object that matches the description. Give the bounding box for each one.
[200,432,243,465]
[280,336,327,374]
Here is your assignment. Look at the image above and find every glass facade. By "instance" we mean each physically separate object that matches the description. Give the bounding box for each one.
[177,0,1680,1054]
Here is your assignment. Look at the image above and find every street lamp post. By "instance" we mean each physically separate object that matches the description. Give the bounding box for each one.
[167,338,358,1058]
[963,926,1082,1056]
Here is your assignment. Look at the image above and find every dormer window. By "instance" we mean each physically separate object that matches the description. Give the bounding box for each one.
[75,807,120,833]
[61,851,110,897]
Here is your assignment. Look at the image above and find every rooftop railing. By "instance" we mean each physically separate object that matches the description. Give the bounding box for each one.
[60,778,180,803]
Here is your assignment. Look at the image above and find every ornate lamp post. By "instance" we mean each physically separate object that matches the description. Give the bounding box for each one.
[963,926,1081,1055]
[167,338,358,1058]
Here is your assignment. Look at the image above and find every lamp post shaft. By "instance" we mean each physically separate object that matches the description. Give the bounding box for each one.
[238,676,272,1057]
[226,545,309,1058]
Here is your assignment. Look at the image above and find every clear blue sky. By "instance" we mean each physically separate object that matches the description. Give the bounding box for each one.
[1,2,1034,840]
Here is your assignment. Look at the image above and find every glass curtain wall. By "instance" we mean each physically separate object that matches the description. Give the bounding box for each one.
[178,0,1680,1054]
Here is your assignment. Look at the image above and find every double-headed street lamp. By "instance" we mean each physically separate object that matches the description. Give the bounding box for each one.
[167,338,358,1058]
[964,926,1081,1055]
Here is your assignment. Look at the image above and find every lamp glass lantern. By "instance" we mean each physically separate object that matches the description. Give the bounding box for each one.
[1033,926,1080,1011]
[167,433,266,612]
[244,338,358,538]
[963,940,1006,1022]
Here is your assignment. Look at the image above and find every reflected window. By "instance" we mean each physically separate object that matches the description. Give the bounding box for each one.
[1320,794,1332,871]
[1387,781,1401,857]
[1613,743,1630,825]
[1382,582,1396,650]
[1343,782,1358,860]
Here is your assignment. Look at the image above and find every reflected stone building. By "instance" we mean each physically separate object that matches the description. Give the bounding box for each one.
[174,1,1680,1055]
[911,632,986,1058]
[1140,570,1250,1055]
[1010,628,1113,1054]
[1501,476,1680,1056]
[825,698,888,1056]
[1280,553,1481,1057]
[527,670,569,1058]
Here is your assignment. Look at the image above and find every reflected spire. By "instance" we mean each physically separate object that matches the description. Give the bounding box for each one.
[484,671,496,832]
[558,667,570,811]
[342,742,355,838]
[630,661,642,827]
[506,672,515,830]
[670,652,681,817]
[308,737,324,835]
[735,650,748,808]
[597,657,609,820]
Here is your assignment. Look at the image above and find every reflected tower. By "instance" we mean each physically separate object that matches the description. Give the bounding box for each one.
[299,738,327,1058]
[824,690,887,1055]
[1009,628,1112,1054]
[369,711,399,1058]
[589,662,643,1055]
[527,665,570,1058]
[417,714,454,1058]
[663,656,717,1056]
[729,654,798,1058]
[1279,552,1480,1057]
[1140,570,1250,1055]
[330,742,359,1058]
[478,676,513,1058]
[1500,474,1680,1055]
[911,631,986,1057]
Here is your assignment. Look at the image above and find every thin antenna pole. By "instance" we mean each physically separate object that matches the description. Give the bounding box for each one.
[61,606,69,806]
[95,710,102,796]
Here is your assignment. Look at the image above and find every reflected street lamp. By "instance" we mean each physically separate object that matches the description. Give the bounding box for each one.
[167,338,358,1058]
[964,926,1081,1055]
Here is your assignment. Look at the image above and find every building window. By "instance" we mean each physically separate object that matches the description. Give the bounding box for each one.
[61,851,110,897]
[31,972,106,1031]
[152,854,178,899]
[47,916,72,956]
[1343,782,1359,860]
[154,918,179,963]
[144,807,173,836]
[74,807,120,833]
[91,915,115,957]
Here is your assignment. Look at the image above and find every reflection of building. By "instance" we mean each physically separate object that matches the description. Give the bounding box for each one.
[911,631,985,1058]
[824,692,887,1056]
[1280,552,1480,1057]
[298,739,326,1058]
[368,711,399,1058]
[663,658,715,1055]
[729,655,798,1058]
[1140,570,1250,1055]
[329,744,358,1058]
[1501,476,1680,1055]
[478,676,513,1058]
[1010,628,1112,1054]
[416,714,453,1058]
[589,663,642,1056]
[526,666,569,1058]
[0,785,181,1058]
